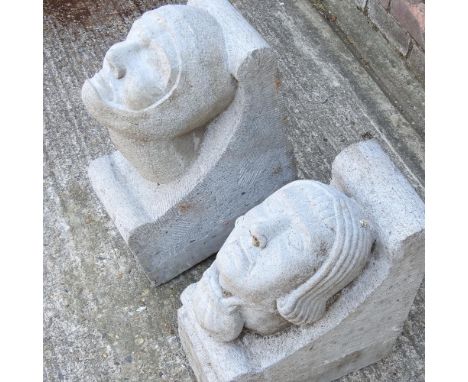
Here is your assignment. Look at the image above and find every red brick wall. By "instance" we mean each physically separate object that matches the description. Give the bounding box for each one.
[390,0,425,48]
[356,0,425,80]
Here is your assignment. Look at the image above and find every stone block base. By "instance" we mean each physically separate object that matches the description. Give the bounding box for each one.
[89,143,295,285]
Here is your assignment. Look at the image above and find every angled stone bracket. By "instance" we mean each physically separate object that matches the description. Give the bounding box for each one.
[178,139,425,382]
[85,0,296,284]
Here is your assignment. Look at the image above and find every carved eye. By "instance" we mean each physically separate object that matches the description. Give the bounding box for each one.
[251,232,267,249]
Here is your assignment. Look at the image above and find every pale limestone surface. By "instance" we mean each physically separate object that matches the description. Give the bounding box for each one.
[84,0,296,284]
[178,140,424,382]
[44,0,424,380]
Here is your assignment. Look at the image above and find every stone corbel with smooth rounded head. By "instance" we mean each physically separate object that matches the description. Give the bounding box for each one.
[82,0,296,284]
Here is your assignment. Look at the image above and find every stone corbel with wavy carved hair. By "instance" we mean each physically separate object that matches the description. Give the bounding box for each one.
[81,0,296,284]
[188,180,375,343]
[178,140,425,382]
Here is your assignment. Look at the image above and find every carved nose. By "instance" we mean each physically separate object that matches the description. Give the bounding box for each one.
[105,42,129,79]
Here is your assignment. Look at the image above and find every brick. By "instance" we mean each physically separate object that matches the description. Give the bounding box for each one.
[407,42,425,82]
[367,0,411,56]
[390,0,425,48]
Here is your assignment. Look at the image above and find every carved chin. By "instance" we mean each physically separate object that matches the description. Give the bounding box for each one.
[81,80,110,119]
[191,272,244,342]
[81,80,137,132]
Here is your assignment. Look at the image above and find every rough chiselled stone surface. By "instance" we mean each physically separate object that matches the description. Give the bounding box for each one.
[83,0,296,284]
[179,140,424,382]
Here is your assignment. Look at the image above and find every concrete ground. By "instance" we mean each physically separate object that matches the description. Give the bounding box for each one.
[44,0,424,381]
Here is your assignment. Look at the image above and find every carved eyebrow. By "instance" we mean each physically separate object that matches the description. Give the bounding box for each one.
[249,219,289,240]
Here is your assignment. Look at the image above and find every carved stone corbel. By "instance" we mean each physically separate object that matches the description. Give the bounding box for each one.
[178,140,425,382]
[82,0,296,284]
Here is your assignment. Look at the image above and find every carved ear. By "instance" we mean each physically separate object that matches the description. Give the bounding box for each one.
[277,192,373,326]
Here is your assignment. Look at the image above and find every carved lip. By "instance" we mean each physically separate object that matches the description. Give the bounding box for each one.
[88,71,113,102]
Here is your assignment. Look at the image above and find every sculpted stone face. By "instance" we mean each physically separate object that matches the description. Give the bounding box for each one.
[88,17,178,111]
[216,196,331,304]
[191,180,375,342]
[82,6,236,183]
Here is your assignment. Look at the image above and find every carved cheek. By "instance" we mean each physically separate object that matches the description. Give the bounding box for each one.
[122,72,161,110]
[111,46,163,110]
[148,43,173,86]
[287,230,305,252]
